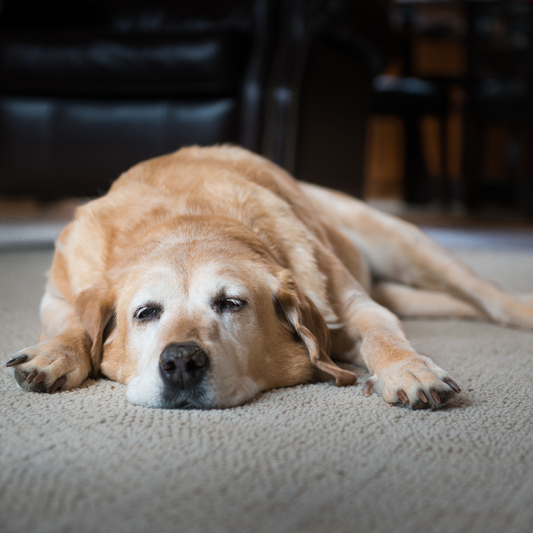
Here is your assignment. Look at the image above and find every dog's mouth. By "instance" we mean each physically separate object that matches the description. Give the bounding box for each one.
[159,384,214,410]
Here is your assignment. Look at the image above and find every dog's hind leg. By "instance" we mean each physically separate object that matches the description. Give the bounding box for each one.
[301,183,533,329]
[373,284,533,319]
[373,282,485,319]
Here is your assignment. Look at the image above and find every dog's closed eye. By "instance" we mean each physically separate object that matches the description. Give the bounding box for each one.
[212,296,247,314]
[134,302,163,321]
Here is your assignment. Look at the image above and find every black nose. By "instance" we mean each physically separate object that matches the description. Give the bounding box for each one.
[159,343,209,389]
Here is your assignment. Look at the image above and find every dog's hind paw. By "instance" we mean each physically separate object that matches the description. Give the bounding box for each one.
[362,355,461,410]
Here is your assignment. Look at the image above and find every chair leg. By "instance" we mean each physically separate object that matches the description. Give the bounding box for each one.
[525,125,533,218]
[438,114,451,206]
[403,115,432,203]
[505,124,522,208]
[462,114,482,211]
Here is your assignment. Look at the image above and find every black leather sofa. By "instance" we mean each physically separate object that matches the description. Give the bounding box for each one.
[0,0,392,199]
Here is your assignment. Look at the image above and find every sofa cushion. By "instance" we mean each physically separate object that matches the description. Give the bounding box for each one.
[0,30,249,97]
[0,96,238,197]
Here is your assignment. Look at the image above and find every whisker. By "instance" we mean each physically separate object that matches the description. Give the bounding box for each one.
[236,377,254,399]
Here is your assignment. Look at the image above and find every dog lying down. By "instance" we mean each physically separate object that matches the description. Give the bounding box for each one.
[7,145,533,409]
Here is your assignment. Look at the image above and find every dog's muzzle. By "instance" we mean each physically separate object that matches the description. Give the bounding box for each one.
[159,342,209,390]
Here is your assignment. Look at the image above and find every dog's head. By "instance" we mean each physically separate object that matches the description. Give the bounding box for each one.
[77,218,355,409]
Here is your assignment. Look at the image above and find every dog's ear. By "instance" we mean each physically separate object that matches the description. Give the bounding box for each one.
[273,270,357,386]
[74,284,115,378]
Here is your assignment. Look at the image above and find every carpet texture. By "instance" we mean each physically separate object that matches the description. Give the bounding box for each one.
[1,248,533,533]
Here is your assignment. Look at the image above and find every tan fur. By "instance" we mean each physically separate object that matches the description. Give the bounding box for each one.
[8,145,533,409]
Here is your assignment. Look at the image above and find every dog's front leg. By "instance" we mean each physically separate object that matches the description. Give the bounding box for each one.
[352,301,460,408]
[329,259,461,409]
[6,288,92,393]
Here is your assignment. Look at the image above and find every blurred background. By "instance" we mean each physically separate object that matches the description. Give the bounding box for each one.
[1,0,533,248]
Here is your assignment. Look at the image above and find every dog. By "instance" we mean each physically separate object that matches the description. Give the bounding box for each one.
[6,146,533,409]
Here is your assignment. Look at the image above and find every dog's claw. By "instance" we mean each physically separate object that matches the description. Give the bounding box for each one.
[417,390,429,403]
[5,355,28,367]
[33,371,47,384]
[47,376,67,394]
[362,378,375,397]
[26,369,38,384]
[430,389,441,405]
[397,389,409,404]
[442,377,461,393]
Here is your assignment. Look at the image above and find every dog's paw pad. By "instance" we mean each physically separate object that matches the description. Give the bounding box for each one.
[14,368,49,392]
[14,367,68,393]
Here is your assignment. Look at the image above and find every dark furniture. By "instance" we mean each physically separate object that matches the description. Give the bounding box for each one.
[461,0,533,216]
[372,1,454,205]
[262,0,393,197]
[0,0,275,198]
[372,74,449,204]
[0,0,393,200]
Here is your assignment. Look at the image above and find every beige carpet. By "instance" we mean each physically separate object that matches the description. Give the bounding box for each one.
[1,248,533,533]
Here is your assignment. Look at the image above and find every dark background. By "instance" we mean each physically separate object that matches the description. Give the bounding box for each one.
[1,0,532,222]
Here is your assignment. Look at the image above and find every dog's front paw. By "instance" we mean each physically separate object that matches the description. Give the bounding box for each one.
[6,340,91,393]
[362,355,461,409]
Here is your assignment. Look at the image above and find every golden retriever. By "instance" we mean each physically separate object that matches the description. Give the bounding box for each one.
[7,146,533,409]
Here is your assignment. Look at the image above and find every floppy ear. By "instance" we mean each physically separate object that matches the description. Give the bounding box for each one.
[274,270,357,386]
[74,284,115,378]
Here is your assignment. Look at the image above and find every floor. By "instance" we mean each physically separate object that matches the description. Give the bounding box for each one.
[2,247,533,533]
[2,193,533,533]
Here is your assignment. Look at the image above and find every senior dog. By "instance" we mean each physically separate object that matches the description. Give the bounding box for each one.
[7,146,533,409]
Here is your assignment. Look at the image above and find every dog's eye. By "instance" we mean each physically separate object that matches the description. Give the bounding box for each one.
[134,304,162,321]
[214,297,247,314]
